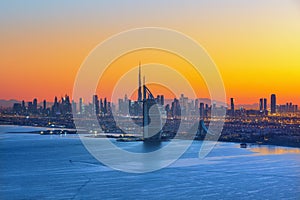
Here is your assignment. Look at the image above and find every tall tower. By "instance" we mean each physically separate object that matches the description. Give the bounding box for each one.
[138,62,142,102]
[230,98,235,116]
[263,98,267,111]
[271,94,276,114]
[79,98,83,114]
[43,100,47,110]
[259,98,263,111]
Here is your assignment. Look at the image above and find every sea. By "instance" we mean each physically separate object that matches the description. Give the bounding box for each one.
[0,125,300,200]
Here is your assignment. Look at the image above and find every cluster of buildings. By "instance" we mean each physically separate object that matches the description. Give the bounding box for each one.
[118,94,164,116]
[7,62,298,119]
[12,95,72,117]
[9,94,299,119]
[4,63,299,144]
[8,89,299,122]
[117,93,212,119]
[229,94,298,117]
[277,102,298,113]
[2,62,299,145]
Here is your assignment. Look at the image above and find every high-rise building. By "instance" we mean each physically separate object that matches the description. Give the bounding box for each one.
[179,94,188,116]
[103,98,107,114]
[205,104,209,117]
[51,96,59,116]
[72,100,77,114]
[199,103,204,118]
[271,94,276,114]
[259,98,263,111]
[124,94,129,114]
[43,100,47,110]
[263,98,267,111]
[195,99,199,111]
[60,95,71,114]
[79,98,83,114]
[165,104,171,117]
[21,100,25,112]
[160,95,164,106]
[230,98,235,116]
[171,98,180,117]
[107,102,112,115]
[33,98,38,113]
[93,95,99,114]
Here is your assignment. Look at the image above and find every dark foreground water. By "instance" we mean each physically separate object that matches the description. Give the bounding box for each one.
[0,126,300,199]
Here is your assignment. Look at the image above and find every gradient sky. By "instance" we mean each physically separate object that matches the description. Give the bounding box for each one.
[1,0,300,105]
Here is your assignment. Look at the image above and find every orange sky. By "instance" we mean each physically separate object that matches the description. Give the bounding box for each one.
[96,49,209,103]
[0,0,300,105]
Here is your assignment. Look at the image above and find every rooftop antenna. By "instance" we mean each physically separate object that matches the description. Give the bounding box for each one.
[138,61,142,102]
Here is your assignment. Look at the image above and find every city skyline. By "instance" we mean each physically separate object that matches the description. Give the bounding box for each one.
[1,56,298,113]
[1,1,300,198]
[0,59,299,109]
[6,93,299,114]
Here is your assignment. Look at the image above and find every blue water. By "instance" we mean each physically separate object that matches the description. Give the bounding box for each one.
[1,126,300,199]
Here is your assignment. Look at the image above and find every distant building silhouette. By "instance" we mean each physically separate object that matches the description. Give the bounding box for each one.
[199,102,204,118]
[259,98,263,111]
[271,94,276,114]
[230,98,235,116]
[79,98,83,114]
[43,100,47,110]
[72,100,77,114]
[33,98,38,113]
[263,98,267,111]
[93,95,99,114]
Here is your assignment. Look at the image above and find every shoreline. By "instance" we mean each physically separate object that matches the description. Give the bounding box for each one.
[1,124,300,149]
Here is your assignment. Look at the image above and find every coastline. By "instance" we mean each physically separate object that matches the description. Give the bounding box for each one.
[1,124,299,149]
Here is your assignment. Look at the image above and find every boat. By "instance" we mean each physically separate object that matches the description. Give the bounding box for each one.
[240,143,247,148]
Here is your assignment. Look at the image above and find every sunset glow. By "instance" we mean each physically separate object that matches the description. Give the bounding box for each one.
[1,0,300,105]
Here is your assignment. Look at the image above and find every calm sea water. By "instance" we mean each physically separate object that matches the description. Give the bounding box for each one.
[0,125,300,199]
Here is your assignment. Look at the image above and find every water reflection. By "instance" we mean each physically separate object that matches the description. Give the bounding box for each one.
[249,145,300,155]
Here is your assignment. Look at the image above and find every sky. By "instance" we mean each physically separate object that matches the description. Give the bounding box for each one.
[1,0,300,105]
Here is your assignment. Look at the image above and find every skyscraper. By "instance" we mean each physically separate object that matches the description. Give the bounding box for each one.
[271,94,276,114]
[79,98,83,114]
[93,95,99,114]
[104,98,107,114]
[33,98,38,113]
[259,98,263,111]
[199,102,204,118]
[160,95,164,106]
[43,100,47,110]
[72,100,77,114]
[230,98,235,116]
[21,100,25,113]
[195,99,199,111]
[100,98,103,113]
[263,98,267,111]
